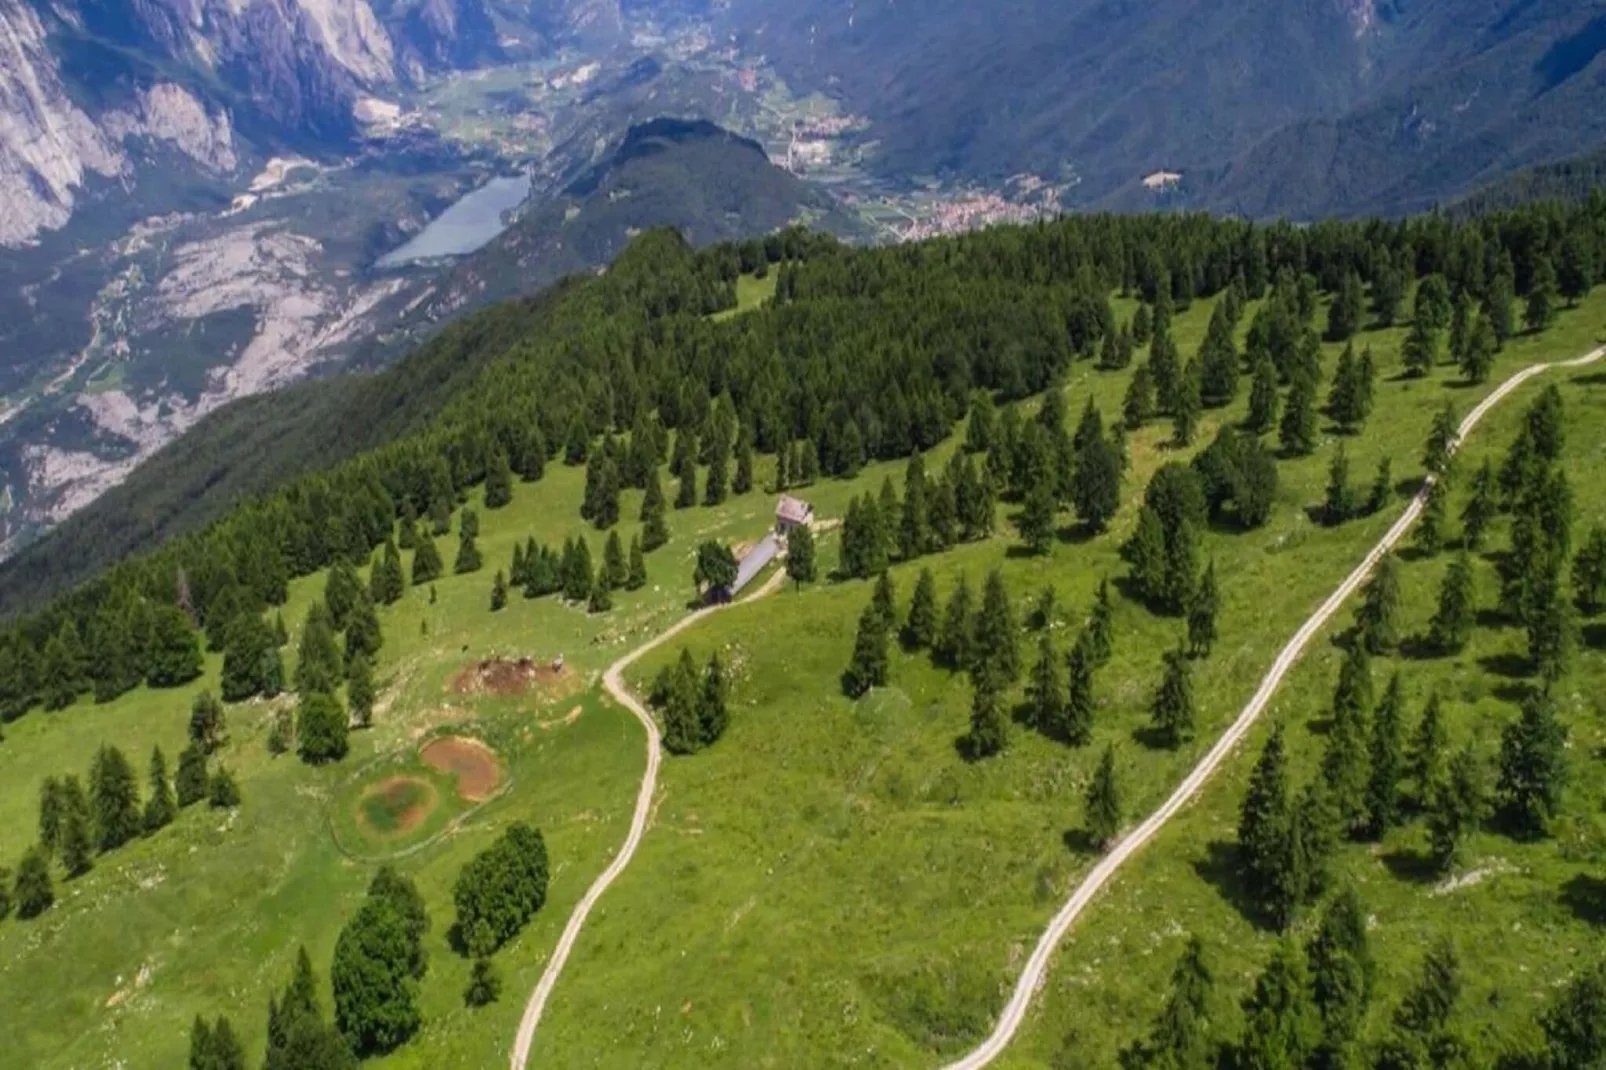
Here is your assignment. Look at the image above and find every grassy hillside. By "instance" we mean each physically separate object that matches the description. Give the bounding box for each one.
[2,271,1601,1069]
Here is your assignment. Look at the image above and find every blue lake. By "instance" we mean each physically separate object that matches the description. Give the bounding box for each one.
[377,173,532,267]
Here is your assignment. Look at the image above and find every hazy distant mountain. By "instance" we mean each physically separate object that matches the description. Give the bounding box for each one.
[714,0,1606,218]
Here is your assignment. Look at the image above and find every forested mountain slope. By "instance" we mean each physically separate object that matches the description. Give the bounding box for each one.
[0,189,1604,1069]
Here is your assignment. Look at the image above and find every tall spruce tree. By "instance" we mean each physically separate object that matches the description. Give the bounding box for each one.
[971,570,1020,688]
[936,574,975,670]
[1186,561,1220,658]
[843,602,890,698]
[1497,690,1568,838]
[143,745,177,833]
[1085,745,1123,848]
[90,744,142,852]
[904,569,938,648]
[1428,747,1487,875]
[1025,631,1067,738]
[1357,552,1402,654]
[1429,552,1477,654]
[1149,646,1195,748]
[965,678,1009,759]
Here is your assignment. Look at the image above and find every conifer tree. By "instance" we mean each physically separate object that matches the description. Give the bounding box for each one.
[1423,402,1459,479]
[1362,456,1392,518]
[785,524,816,589]
[1239,725,1296,924]
[971,570,1020,688]
[899,453,931,560]
[1402,317,1440,378]
[965,678,1009,759]
[347,654,375,729]
[704,443,729,506]
[1088,578,1116,667]
[397,501,418,550]
[604,531,628,590]
[411,534,443,585]
[1415,480,1450,557]
[1071,435,1122,533]
[1246,355,1280,435]
[659,650,703,755]
[38,777,63,857]
[1357,552,1401,654]
[775,440,791,492]
[627,536,647,591]
[343,589,382,661]
[1186,561,1220,658]
[143,745,177,833]
[1497,690,1568,838]
[1407,691,1448,809]
[1428,553,1477,655]
[1200,301,1241,405]
[1018,475,1057,555]
[1085,745,1123,848]
[1171,362,1202,446]
[1374,939,1468,1070]
[1323,444,1355,526]
[60,788,94,877]
[1025,631,1066,737]
[843,602,890,698]
[490,570,507,612]
[733,427,754,495]
[484,448,513,509]
[464,958,501,1008]
[147,606,203,688]
[1527,574,1575,685]
[674,455,697,510]
[871,570,897,632]
[324,558,361,633]
[1120,935,1215,1070]
[1324,646,1373,836]
[1457,459,1495,553]
[373,540,405,605]
[904,569,938,649]
[1327,271,1365,341]
[1525,256,1557,332]
[190,688,227,754]
[1279,372,1319,455]
[1365,673,1406,837]
[1150,646,1195,748]
[13,845,53,919]
[936,574,975,670]
[1123,362,1156,429]
[208,766,241,808]
[640,467,670,551]
[90,744,142,852]
[588,562,613,613]
[176,744,209,807]
[454,528,482,575]
[699,653,729,749]
[1306,887,1373,1070]
[296,691,349,765]
[1428,747,1487,874]
[268,709,293,756]
[1235,941,1320,1070]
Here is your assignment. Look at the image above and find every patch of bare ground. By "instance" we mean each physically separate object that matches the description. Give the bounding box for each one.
[451,656,578,698]
[420,736,503,801]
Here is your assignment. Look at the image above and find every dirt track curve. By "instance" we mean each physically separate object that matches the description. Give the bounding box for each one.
[510,565,788,1068]
[940,344,1606,1070]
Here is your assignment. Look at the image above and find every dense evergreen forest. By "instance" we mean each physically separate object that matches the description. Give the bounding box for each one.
[1,198,1604,731]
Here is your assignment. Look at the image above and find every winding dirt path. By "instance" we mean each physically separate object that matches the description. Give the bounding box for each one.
[510,564,789,1068]
[941,344,1605,1070]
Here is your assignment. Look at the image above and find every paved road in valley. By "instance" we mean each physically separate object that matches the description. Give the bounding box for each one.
[940,344,1606,1070]
[509,565,789,1069]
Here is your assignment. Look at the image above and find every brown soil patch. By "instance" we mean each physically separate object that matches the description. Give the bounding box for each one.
[421,736,503,802]
[357,777,438,836]
[451,656,576,698]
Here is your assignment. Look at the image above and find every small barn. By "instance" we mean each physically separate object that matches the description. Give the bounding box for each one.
[775,495,814,535]
[709,534,780,604]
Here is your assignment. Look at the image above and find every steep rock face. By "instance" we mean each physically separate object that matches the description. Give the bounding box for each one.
[0,0,624,246]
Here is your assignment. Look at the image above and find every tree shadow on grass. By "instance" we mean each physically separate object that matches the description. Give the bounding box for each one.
[1582,622,1606,651]
[1192,839,1277,932]
[1003,543,1045,561]
[1475,607,1514,631]
[1562,874,1606,927]
[1479,652,1532,680]
[1062,827,1103,856]
[1057,521,1099,546]
[1397,634,1443,662]
[1130,724,1182,751]
[1381,847,1441,885]
[1395,475,1427,499]
[1569,370,1606,387]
